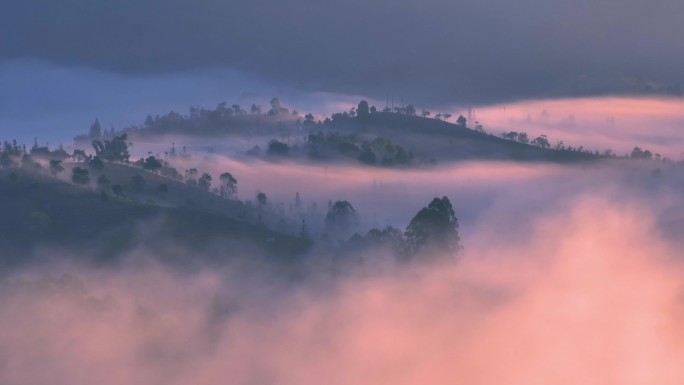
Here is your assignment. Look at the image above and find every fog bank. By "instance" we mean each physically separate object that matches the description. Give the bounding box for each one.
[2,195,684,384]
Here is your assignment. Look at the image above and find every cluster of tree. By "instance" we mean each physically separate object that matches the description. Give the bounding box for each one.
[501,131,551,148]
[333,196,463,263]
[79,98,300,140]
[306,132,414,166]
[499,131,670,161]
[74,119,119,144]
[92,134,131,163]
[1,138,72,170]
[630,146,662,161]
[68,135,242,203]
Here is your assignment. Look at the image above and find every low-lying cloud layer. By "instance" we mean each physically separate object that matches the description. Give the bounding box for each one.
[465,97,684,159]
[3,193,684,384]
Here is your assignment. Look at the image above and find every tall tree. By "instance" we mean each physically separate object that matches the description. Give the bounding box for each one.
[89,119,102,139]
[404,196,461,257]
[357,100,370,119]
[325,200,359,234]
[198,173,212,190]
[219,172,238,199]
[456,115,467,127]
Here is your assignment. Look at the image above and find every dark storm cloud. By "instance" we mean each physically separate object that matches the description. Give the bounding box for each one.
[2,0,684,103]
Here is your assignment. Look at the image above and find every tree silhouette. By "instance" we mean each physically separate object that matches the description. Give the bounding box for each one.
[325,200,359,234]
[198,173,212,190]
[88,119,102,139]
[71,167,90,185]
[73,149,87,162]
[456,115,467,127]
[532,135,550,148]
[92,134,130,163]
[257,192,267,206]
[219,172,238,199]
[141,156,163,173]
[111,184,124,197]
[404,196,461,257]
[49,160,64,176]
[268,140,289,155]
[357,100,370,119]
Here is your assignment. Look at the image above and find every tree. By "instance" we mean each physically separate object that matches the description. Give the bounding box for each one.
[532,135,550,148]
[268,98,287,116]
[325,200,359,234]
[144,115,154,127]
[250,104,262,114]
[422,109,431,118]
[141,156,163,173]
[71,167,90,185]
[502,131,519,141]
[92,134,130,163]
[405,104,416,116]
[357,100,370,119]
[442,113,452,121]
[363,226,406,256]
[219,172,238,199]
[257,192,267,206]
[73,149,87,163]
[198,173,212,190]
[185,168,198,185]
[49,160,64,176]
[456,115,467,127]
[111,184,124,197]
[404,196,461,257]
[267,140,289,155]
[89,119,102,139]
[631,146,653,160]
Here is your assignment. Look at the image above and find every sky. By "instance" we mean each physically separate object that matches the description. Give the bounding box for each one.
[2,0,684,144]
[3,0,683,103]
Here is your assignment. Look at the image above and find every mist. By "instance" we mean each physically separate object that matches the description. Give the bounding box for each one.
[0,60,361,145]
[3,0,684,381]
[4,124,684,382]
[3,166,684,384]
[468,96,684,159]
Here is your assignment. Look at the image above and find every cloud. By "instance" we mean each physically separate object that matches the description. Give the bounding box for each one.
[464,96,684,159]
[2,0,683,103]
[2,192,684,384]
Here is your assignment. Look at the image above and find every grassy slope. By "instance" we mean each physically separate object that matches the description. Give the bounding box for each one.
[347,113,600,163]
[0,168,310,267]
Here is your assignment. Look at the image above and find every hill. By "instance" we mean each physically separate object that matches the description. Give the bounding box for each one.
[0,167,310,268]
[86,102,608,166]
